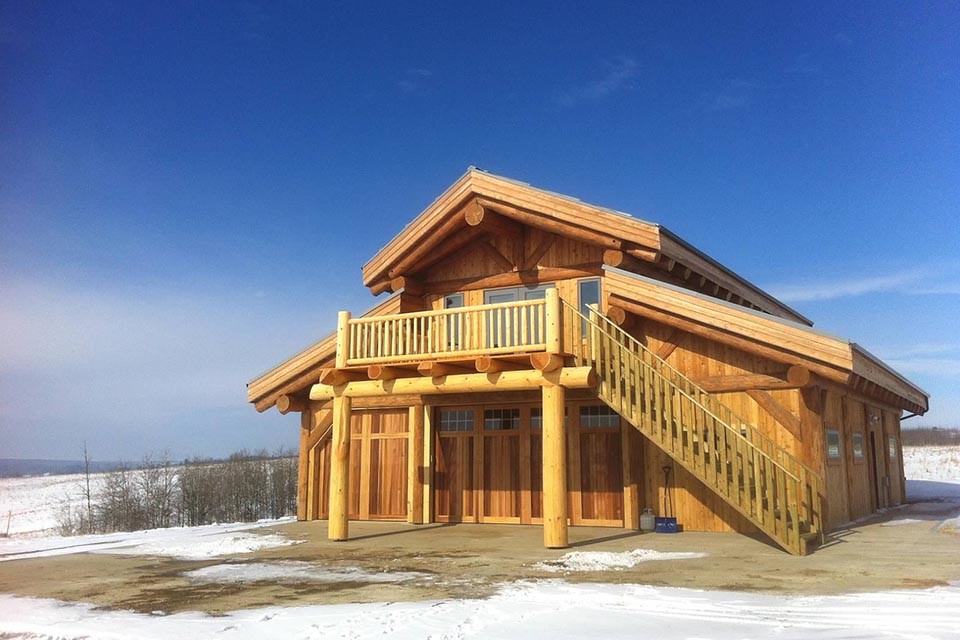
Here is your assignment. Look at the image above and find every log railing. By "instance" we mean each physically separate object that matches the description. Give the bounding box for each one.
[560,301,823,555]
[342,298,549,365]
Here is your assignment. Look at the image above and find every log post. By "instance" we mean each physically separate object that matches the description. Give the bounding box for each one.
[408,403,425,524]
[297,409,311,520]
[545,287,561,354]
[335,311,351,369]
[423,404,434,523]
[328,394,352,541]
[542,382,568,548]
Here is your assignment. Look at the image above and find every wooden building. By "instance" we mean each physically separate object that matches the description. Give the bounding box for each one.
[248,169,928,555]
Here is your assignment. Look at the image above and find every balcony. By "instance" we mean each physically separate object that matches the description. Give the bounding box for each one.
[336,295,561,369]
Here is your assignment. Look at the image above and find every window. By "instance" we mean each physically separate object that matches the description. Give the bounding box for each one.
[888,436,898,460]
[529,407,567,430]
[444,294,464,349]
[578,278,601,333]
[483,284,554,347]
[484,408,520,431]
[579,405,620,428]
[439,409,474,432]
[852,432,865,461]
[826,429,842,460]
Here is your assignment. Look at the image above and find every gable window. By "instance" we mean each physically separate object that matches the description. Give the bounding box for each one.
[852,432,865,461]
[826,429,842,460]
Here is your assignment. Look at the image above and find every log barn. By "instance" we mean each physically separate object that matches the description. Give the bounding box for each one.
[248,168,928,555]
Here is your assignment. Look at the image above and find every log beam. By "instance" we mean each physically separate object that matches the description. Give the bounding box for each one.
[417,361,474,377]
[328,394,352,541]
[277,394,306,415]
[367,364,412,381]
[746,390,803,439]
[692,366,812,393]
[542,383,568,548]
[310,366,597,400]
[475,355,526,373]
[603,249,653,273]
[476,197,621,249]
[606,304,638,332]
[530,352,563,372]
[389,276,424,296]
[319,368,366,387]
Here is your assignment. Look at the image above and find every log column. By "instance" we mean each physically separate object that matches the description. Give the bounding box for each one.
[407,403,425,524]
[328,394,352,541]
[542,382,569,548]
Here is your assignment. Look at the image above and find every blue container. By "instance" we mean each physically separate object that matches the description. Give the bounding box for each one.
[654,516,678,533]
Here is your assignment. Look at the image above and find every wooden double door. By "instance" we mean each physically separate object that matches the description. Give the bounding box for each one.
[311,408,410,521]
[433,402,630,527]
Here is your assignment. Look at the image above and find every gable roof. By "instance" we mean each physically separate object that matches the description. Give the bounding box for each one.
[362,168,813,326]
[604,267,928,414]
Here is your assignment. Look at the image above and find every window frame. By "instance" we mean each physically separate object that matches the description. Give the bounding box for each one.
[852,431,865,463]
[826,428,842,463]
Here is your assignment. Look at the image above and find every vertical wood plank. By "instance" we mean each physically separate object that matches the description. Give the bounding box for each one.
[408,404,425,524]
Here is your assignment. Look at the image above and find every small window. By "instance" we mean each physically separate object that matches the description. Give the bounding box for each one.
[579,278,601,318]
[530,407,542,430]
[852,432,865,460]
[579,405,620,428]
[530,407,567,430]
[888,436,897,460]
[444,294,464,349]
[439,409,474,432]
[484,408,520,431]
[826,429,842,460]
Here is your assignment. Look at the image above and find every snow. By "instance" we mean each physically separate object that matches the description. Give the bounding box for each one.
[0,471,108,536]
[185,561,427,584]
[2,580,960,639]
[536,548,707,572]
[903,445,960,483]
[0,518,299,562]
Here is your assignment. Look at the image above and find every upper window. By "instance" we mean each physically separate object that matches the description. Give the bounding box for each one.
[580,405,619,428]
[852,432,865,460]
[444,293,464,309]
[484,408,520,431]
[439,409,474,432]
[578,278,601,334]
[826,429,842,460]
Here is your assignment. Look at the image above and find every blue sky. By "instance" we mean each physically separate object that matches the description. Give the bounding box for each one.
[1,2,958,461]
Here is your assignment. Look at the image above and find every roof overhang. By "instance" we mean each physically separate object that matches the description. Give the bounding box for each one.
[603,266,929,414]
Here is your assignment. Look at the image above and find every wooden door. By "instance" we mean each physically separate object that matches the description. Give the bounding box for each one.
[434,408,478,522]
[480,407,522,523]
[349,409,409,521]
[572,404,624,526]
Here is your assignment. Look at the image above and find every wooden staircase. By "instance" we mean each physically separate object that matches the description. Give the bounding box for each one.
[560,302,824,555]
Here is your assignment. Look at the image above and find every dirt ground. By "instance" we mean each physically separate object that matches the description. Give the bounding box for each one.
[1,499,958,614]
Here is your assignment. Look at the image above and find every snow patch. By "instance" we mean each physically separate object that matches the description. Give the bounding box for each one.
[880,518,924,526]
[536,548,707,573]
[0,518,299,562]
[185,561,427,584]
[3,581,960,639]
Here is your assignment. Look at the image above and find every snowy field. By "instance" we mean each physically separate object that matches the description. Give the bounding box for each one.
[0,471,108,536]
[0,445,958,639]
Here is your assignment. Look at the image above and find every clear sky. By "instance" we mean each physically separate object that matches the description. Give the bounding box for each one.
[1,2,958,461]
